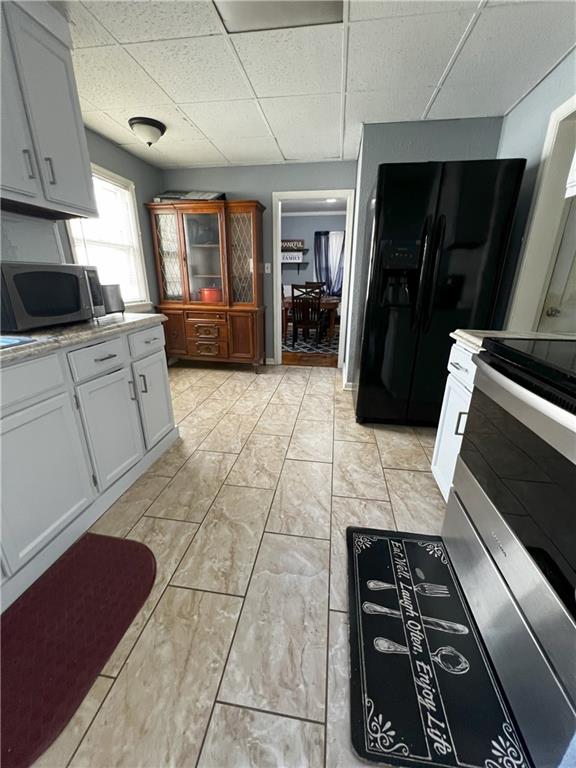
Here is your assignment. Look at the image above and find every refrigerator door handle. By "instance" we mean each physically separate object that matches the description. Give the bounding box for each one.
[412,214,433,329]
[424,214,446,332]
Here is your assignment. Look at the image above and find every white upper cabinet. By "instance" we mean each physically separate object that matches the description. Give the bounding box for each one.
[1,3,96,217]
[133,351,175,449]
[0,16,42,202]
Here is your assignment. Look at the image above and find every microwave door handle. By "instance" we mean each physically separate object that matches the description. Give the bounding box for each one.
[84,271,96,317]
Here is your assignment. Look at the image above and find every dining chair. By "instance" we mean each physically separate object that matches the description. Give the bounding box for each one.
[305,281,327,295]
[291,284,323,348]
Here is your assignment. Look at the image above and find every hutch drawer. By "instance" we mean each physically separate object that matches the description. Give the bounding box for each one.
[185,310,226,323]
[186,339,228,359]
[185,321,228,341]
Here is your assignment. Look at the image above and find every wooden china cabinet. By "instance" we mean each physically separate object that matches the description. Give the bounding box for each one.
[147,200,265,366]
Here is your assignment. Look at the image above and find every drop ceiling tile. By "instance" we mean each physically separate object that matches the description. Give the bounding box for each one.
[105,105,204,142]
[427,83,514,119]
[82,110,140,144]
[126,37,251,102]
[72,45,171,108]
[349,1,476,22]
[62,2,115,48]
[153,139,228,166]
[344,86,435,157]
[84,1,222,43]
[347,11,474,92]
[278,133,340,161]
[179,100,270,140]
[118,142,164,166]
[438,2,576,108]
[260,94,341,143]
[213,137,283,164]
[232,25,343,97]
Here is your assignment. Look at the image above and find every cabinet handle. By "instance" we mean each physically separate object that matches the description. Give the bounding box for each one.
[197,342,218,355]
[455,411,467,436]
[94,353,117,362]
[128,380,137,400]
[44,157,56,185]
[144,337,159,344]
[197,325,218,338]
[450,361,469,375]
[139,374,148,393]
[22,149,35,179]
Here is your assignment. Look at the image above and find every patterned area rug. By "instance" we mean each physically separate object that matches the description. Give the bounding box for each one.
[347,527,533,767]
[282,324,340,354]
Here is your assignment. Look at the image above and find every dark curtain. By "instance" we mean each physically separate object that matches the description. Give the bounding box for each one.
[314,231,331,293]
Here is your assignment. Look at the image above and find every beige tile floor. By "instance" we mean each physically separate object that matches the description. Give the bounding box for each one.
[37,363,444,768]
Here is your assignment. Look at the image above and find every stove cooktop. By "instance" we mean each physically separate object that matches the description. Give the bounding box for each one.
[481,337,576,411]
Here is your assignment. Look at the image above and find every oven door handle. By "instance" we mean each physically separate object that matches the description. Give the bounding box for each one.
[473,357,576,462]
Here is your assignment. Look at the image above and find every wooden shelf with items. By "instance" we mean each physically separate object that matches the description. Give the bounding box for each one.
[147,199,265,366]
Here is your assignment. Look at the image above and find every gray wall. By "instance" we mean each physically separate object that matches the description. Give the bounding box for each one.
[280,213,346,289]
[164,162,357,357]
[82,129,164,304]
[497,50,576,312]
[347,117,504,386]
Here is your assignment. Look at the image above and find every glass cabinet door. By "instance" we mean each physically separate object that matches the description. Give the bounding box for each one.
[228,210,255,304]
[155,213,183,301]
[183,210,225,304]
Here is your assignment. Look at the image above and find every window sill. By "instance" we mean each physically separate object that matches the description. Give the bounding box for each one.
[125,301,155,314]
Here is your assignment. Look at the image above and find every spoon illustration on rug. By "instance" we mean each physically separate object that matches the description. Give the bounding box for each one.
[367,579,450,598]
[374,636,470,675]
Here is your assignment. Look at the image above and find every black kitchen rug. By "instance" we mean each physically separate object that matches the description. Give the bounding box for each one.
[347,527,533,767]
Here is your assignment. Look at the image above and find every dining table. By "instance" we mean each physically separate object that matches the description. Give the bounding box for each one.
[282,295,341,342]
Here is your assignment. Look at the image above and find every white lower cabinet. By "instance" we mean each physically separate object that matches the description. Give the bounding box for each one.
[132,351,174,449]
[77,368,144,491]
[0,392,94,571]
[432,373,471,501]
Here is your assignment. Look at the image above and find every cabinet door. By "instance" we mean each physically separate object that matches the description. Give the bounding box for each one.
[0,393,94,572]
[431,374,470,501]
[0,13,42,202]
[164,310,187,355]
[228,207,257,306]
[77,368,144,491]
[153,212,185,302]
[4,3,96,216]
[182,204,228,305]
[228,312,255,360]
[133,351,175,449]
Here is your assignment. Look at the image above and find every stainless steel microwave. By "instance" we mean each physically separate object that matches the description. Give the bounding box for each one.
[0,262,105,332]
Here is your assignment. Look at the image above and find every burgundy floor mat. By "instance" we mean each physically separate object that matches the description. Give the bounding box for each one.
[1,532,156,768]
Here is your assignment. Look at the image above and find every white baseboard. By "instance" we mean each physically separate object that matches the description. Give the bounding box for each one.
[265,357,277,365]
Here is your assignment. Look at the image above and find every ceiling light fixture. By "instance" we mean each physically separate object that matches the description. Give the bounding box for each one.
[128,117,166,147]
[326,198,337,203]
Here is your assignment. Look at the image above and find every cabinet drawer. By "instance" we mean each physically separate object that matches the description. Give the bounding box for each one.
[129,325,165,359]
[1,354,64,410]
[186,340,228,359]
[185,321,228,341]
[447,342,476,392]
[67,336,128,383]
[185,310,226,323]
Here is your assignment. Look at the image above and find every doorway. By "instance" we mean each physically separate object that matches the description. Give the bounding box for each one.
[537,195,576,332]
[272,189,355,367]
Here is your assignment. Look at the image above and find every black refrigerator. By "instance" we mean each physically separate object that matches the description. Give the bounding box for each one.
[354,159,525,425]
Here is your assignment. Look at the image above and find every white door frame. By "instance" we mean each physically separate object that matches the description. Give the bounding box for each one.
[507,95,576,330]
[271,189,355,366]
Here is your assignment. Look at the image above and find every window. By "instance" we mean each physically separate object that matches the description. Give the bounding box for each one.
[69,166,149,305]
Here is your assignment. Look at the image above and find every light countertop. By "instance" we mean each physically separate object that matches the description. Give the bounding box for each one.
[0,313,165,367]
[450,328,576,353]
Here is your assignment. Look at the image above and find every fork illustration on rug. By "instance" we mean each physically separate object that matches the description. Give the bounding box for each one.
[367,579,450,598]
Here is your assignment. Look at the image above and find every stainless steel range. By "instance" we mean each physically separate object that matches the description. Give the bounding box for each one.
[442,337,576,768]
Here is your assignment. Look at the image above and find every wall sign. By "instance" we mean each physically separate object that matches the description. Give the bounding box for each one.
[281,239,305,252]
[281,251,304,263]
